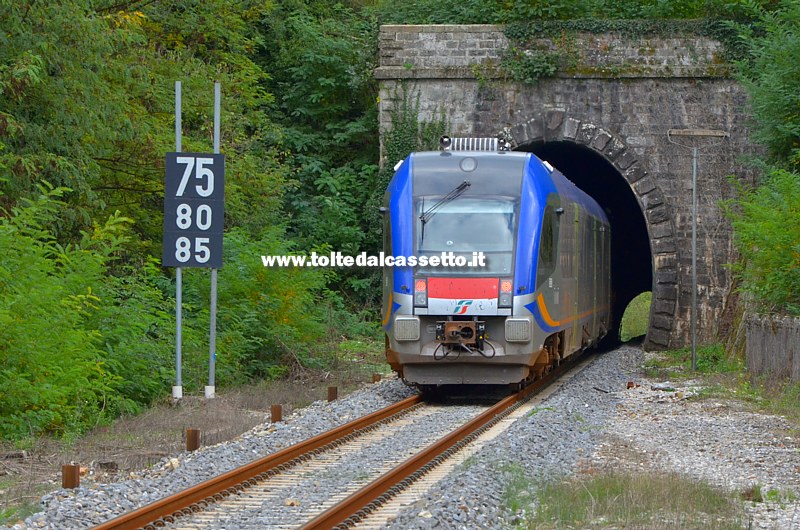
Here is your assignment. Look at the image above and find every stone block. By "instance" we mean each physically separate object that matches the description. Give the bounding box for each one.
[647,205,669,224]
[654,253,677,270]
[622,165,646,186]
[652,238,676,254]
[656,284,678,301]
[652,314,673,330]
[653,298,677,315]
[614,150,637,170]
[650,221,673,239]
[563,118,581,140]
[633,176,656,195]
[656,270,677,284]
[640,191,664,211]
[604,137,626,160]
[524,117,544,142]
[590,129,612,152]
[577,123,597,145]
[545,110,565,133]
[647,328,671,346]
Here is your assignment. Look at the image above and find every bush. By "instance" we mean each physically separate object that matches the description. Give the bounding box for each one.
[0,190,131,439]
[733,0,800,173]
[723,1,800,315]
[725,168,800,315]
[180,227,329,381]
[86,260,177,409]
[0,190,336,440]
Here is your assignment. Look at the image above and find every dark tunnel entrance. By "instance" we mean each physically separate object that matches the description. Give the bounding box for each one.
[519,141,653,343]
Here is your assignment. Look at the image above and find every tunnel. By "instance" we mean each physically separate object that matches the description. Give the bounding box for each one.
[518,141,653,343]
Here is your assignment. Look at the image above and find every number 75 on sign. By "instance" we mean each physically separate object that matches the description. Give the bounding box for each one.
[162,153,225,268]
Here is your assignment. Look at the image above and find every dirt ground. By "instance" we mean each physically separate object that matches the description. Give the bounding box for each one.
[0,361,386,526]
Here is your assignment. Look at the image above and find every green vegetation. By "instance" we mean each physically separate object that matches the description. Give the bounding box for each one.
[724,1,800,315]
[377,0,748,24]
[0,0,797,442]
[0,497,39,526]
[620,291,651,342]
[725,168,800,314]
[742,483,799,505]
[0,0,386,441]
[644,344,800,428]
[644,343,743,378]
[521,470,746,529]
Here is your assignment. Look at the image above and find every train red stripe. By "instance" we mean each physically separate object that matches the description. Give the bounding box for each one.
[427,277,498,299]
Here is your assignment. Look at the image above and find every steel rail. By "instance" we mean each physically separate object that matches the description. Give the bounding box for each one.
[91,394,423,530]
[300,359,580,530]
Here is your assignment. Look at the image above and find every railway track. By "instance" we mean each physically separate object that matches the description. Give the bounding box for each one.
[92,354,593,530]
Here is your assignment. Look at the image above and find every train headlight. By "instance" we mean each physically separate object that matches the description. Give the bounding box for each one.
[505,318,531,342]
[414,278,427,307]
[394,316,421,341]
[499,278,513,308]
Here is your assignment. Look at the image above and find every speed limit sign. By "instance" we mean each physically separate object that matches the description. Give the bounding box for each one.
[162,153,225,268]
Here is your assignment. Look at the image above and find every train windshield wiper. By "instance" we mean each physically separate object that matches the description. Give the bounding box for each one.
[419,180,471,225]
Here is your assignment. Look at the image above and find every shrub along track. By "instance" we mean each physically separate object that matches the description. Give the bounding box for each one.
[91,354,594,530]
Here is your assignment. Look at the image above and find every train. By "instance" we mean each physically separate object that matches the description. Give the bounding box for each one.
[381,136,611,390]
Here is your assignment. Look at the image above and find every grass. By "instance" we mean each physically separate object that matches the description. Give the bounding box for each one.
[644,343,744,379]
[521,470,747,529]
[620,291,798,428]
[0,502,40,527]
[503,340,800,530]
[643,343,800,429]
[526,406,555,417]
[742,483,799,506]
[620,292,651,342]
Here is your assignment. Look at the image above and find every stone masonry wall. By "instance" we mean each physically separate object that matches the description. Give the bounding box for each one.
[377,24,729,80]
[376,25,759,350]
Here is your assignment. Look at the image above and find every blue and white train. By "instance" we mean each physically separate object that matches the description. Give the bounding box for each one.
[381,137,611,389]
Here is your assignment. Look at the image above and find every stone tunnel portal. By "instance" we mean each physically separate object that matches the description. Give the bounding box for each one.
[520,141,653,343]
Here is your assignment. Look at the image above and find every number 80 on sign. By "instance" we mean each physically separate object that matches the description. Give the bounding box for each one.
[163,153,224,268]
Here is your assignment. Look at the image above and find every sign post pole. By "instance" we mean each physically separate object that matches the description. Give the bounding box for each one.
[173,81,183,401]
[206,81,221,399]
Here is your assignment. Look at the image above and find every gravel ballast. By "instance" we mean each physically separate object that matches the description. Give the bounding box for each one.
[8,344,800,529]
[384,345,641,529]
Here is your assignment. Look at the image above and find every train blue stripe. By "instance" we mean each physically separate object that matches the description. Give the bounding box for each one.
[513,156,558,297]
[389,155,413,299]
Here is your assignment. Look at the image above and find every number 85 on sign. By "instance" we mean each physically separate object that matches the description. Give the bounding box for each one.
[162,153,225,268]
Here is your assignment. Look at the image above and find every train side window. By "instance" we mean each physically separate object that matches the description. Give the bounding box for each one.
[536,205,559,287]
[383,205,392,256]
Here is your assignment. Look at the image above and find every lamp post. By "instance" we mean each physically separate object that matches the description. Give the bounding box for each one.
[667,128,728,371]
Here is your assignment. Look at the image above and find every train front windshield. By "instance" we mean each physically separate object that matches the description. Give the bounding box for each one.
[415,198,516,276]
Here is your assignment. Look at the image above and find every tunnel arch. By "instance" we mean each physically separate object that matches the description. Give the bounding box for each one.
[501,114,677,350]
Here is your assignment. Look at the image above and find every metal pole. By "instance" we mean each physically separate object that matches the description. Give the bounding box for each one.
[206,81,221,399]
[691,147,697,372]
[667,128,727,371]
[173,81,183,400]
[213,82,220,154]
[206,273,217,398]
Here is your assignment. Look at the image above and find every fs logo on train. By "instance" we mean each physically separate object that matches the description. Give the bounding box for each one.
[453,300,473,314]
